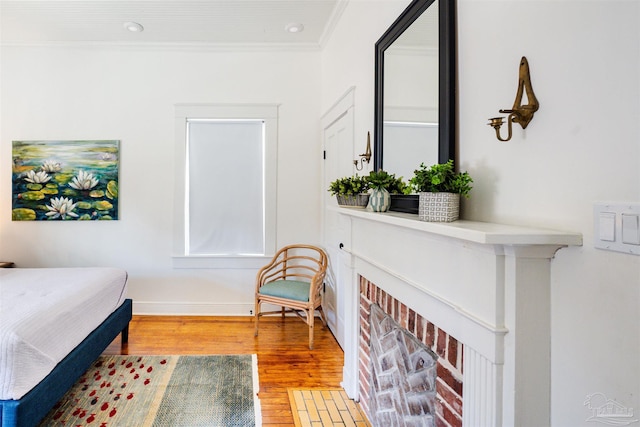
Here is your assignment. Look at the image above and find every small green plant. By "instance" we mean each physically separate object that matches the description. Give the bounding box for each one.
[365,170,394,190]
[328,175,369,196]
[365,170,409,194]
[390,177,411,195]
[409,160,473,197]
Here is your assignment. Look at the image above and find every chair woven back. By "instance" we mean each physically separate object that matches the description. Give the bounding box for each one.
[257,244,328,302]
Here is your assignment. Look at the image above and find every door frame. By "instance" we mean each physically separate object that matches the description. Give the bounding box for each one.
[320,87,360,400]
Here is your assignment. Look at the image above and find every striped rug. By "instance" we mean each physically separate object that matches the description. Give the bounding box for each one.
[38,354,261,426]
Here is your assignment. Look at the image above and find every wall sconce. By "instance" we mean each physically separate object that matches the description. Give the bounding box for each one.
[354,132,372,171]
[488,56,539,142]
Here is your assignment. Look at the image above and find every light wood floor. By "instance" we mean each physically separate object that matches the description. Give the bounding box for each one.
[103,315,344,426]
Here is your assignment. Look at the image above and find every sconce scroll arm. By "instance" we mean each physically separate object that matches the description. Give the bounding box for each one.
[489,113,516,142]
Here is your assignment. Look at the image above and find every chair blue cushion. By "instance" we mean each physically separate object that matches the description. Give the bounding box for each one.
[258,280,310,302]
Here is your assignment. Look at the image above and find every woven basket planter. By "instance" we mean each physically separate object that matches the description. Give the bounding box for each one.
[336,194,370,209]
[418,192,460,222]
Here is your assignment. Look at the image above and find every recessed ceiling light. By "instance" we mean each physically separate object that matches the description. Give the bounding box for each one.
[123,22,144,33]
[284,23,304,33]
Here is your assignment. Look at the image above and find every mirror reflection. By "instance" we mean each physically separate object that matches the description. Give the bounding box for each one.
[383,3,439,180]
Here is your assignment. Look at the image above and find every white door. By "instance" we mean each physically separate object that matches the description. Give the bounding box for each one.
[322,103,355,349]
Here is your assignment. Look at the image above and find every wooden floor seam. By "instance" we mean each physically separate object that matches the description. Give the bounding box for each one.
[288,388,371,427]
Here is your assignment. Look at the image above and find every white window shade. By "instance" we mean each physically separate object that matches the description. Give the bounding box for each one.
[187,120,264,255]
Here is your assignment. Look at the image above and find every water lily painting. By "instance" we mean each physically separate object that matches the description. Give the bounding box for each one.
[12,140,119,221]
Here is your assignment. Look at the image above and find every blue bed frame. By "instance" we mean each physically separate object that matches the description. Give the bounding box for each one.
[0,298,133,427]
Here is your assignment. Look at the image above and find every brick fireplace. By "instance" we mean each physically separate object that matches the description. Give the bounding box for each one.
[329,207,581,426]
[359,276,463,427]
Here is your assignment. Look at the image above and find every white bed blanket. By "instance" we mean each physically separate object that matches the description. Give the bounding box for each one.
[0,267,128,400]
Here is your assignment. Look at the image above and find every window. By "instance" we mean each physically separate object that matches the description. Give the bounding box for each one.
[173,104,278,268]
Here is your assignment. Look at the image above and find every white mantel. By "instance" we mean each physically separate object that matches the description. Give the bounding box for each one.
[328,207,582,427]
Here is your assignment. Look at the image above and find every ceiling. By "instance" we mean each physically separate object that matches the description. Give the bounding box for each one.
[0,0,345,48]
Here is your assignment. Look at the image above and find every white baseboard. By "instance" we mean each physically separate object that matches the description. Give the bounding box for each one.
[132,301,324,318]
[132,301,255,316]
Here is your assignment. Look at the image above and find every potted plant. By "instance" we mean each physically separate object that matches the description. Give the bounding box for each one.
[328,175,370,208]
[409,160,473,222]
[364,170,401,212]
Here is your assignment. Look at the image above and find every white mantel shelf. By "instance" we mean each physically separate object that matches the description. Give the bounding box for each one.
[330,206,583,247]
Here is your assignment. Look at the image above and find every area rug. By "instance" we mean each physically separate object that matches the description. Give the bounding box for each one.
[38,354,261,426]
[288,388,370,427]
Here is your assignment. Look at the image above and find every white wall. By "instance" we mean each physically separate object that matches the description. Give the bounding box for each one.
[459,2,639,425]
[320,0,639,426]
[0,46,322,314]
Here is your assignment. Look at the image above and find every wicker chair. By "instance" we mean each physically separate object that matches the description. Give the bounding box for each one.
[254,244,328,350]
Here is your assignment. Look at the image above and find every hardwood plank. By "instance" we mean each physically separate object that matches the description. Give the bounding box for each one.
[104,315,344,426]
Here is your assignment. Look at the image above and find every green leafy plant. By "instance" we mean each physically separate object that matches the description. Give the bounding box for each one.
[409,160,473,197]
[365,170,409,194]
[389,177,411,195]
[328,175,369,196]
[365,169,404,192]
[365,170,394,190]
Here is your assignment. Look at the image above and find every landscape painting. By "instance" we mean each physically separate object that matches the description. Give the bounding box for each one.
[12,140,119,221]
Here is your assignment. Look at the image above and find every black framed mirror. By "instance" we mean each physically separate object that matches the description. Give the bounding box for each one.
[374,0,456,180]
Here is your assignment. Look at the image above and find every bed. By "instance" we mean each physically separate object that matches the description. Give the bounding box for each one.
[0,267,132,427]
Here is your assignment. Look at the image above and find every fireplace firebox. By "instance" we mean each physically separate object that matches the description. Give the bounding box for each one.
[360,279,463,427]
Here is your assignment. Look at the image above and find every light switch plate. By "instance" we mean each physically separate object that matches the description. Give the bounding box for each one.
[598,212,616,241]
[621,214,640,245]
[594,203,640,255]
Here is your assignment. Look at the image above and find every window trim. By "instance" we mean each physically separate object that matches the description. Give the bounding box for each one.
[172,104,279,269]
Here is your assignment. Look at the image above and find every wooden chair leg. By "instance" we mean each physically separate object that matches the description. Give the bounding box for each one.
[307,310,315,350]
[254,300,261,337]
